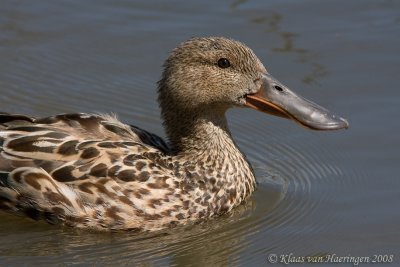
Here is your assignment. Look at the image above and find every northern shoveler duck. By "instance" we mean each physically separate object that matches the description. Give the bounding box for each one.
[0,37,348,231]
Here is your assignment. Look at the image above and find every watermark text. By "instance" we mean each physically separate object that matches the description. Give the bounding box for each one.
[267,253,394,265]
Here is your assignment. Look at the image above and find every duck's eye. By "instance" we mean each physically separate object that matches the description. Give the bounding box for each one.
[217,58,231,68]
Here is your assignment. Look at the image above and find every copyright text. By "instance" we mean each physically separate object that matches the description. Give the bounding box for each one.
[267,253,394,265]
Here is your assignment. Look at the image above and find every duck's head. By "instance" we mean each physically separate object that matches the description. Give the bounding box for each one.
[158,37,348,131]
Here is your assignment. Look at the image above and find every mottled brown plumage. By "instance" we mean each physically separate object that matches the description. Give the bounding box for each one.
[0,37,348,231]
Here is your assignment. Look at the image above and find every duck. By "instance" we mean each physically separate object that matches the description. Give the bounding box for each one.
[0,37,348,231]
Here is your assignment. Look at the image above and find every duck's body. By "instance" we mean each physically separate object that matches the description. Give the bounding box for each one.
[0,37,347,231]
[0,112,254,231]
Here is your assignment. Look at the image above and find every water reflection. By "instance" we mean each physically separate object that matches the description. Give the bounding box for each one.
[245,9,329,85]
[230,0,248,10]
[0,198,259,266]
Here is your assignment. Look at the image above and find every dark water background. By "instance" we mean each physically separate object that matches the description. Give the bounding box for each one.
[0,0,399,266]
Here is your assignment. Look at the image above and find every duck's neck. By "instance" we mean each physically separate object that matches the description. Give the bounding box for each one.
[164,106,231,154]
[161,104,257,209]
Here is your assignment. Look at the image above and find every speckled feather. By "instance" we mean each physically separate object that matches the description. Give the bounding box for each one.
[0,37,260,231]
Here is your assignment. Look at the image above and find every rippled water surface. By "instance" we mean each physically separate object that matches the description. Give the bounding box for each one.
[0,0,399,266]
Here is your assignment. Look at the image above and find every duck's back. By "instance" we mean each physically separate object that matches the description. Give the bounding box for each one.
[0,112,175,230]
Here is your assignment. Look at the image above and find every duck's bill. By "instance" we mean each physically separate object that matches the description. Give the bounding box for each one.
[245,74,349,130]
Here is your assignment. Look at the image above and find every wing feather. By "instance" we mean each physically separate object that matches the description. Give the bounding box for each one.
[0,112,174,229]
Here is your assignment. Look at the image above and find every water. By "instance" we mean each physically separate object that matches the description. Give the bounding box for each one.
[0,0,399,266]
